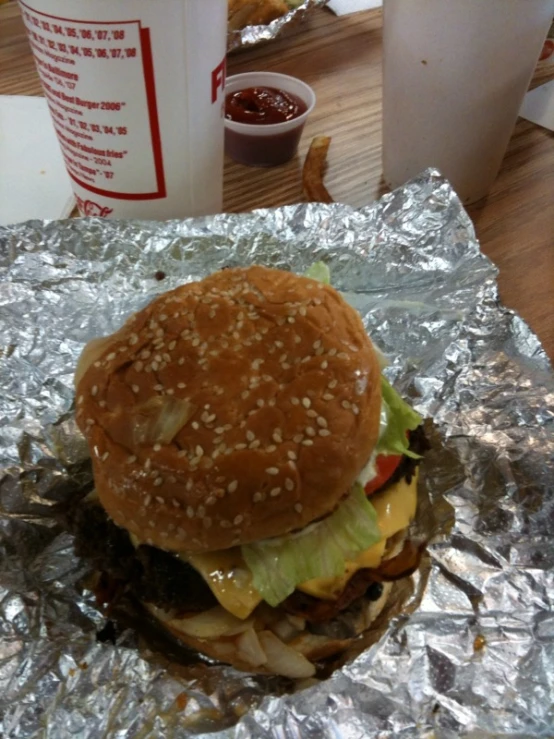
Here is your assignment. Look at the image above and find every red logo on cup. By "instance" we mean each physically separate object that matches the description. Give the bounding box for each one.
[211,57,227,104]
[76,195,114,218]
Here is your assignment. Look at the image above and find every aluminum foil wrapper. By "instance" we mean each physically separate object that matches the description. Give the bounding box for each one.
[227,0,328,53]
[1,170,554,737]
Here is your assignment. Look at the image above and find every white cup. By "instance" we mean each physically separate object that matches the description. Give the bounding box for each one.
[382,0,554,205]
[19,0,228,219]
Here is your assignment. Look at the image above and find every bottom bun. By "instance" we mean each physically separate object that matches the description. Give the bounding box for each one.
[145,581,393,679]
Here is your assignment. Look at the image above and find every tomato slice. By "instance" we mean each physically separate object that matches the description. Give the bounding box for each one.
[364,453,402,496]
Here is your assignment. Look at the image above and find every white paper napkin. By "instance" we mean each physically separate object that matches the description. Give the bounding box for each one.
[519,80,554,131]
[326,0,382,17]
[0,95,75,227]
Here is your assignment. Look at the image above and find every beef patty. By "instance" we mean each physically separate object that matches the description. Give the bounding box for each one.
[69,426,428,619]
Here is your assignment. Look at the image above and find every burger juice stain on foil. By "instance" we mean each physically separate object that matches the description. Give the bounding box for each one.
[1,169,553,736]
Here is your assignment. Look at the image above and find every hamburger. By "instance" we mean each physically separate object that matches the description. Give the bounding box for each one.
[73,265,426,679]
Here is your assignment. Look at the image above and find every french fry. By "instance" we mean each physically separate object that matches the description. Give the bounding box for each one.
[302,135,334,204]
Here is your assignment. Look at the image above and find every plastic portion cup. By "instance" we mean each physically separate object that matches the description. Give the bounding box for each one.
[19,0,228,219]
[224,72,316,167]
[382,0,554,205]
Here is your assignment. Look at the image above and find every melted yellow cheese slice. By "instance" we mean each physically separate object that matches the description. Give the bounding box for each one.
[184,473,418,619]
[296,473,418,600]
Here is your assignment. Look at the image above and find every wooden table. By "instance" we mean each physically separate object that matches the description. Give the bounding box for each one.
[1,3,553,360]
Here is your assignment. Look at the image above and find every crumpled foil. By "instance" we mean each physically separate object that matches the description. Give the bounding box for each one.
[1,169,554,738]
[227,0,328,53]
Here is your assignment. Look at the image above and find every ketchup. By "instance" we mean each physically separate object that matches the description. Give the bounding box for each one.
[225,86,307,125]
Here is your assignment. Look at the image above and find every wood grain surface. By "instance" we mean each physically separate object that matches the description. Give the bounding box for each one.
[1,3,553,359]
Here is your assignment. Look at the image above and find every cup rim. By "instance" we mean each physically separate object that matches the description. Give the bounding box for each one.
[224,72,316,135]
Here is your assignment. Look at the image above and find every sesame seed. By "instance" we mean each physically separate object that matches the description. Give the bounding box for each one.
[323,393,334,401]
[93,361,101,368]
[228,480,238,493]
[352,404,360,415]
[241,390,250,400]
[197,506,205,518]
[272,429,283,443]
[321,360,328,369]
[266,467,279,475]
[168,340,177,351]
[215,427,225,435]
[220,520,232,528]
[293,434,303,443]
[253,492,264,503]
[132,384,140,394]
[186,479,194,491]
[329,379,338,389]
[302,439,314,446]
[307,409,318,418]
[106,352,116,361]
[155,496,164,504]
[299,306,307,316]
[192,338,200,347]
[127,455,137,463]
[195,445,204,457]
[246,430,255,442]
[172,499,180,508]
[144,494,151,506]
[291,397,300,406]
[154,384,163,392]
[153,443,161,451]
[151,361,159,371]
[256,399,264,408]
[148,521,155,528]
[287,317,295,324]
[154,477,163,487]
[233,514,243,525]
[295,503,303,513]
[249,440,261,449]
[285,478,295,491]
[328,348,337,356]
[177,382,186,389]
[145,458,151,470]
[306,427,316,437]
[338,352,349,360]
[128,333,139,346]
[186,506,194,518]
[317,417,328,428]
[141,350,151,360]
[302,397,311,408]
[319,429,331,436]
[98,401,107,408]
[287,451,297,461]
[294,335,302,344]
[270,488,281,497]
[91,385,98,397]
[191,421,200,430]
[235,443,247,450]
[178,357,185,366]
[341,400,351,409]
[101,451,109,461]
[313,340,321,350]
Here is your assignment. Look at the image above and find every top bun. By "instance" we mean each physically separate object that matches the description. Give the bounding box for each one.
[75,266,382,553]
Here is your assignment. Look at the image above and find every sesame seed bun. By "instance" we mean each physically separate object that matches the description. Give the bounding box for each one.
[75,266,382,553]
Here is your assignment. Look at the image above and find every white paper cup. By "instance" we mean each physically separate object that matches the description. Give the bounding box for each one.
[382,0,554,205]
[19,0,228,219]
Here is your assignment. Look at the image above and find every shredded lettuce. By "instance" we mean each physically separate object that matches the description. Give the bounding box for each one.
[242,485,381,607]
[305,261,331,285]
[377,376,422,459]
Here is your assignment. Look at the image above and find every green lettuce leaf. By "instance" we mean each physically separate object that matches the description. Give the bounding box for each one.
[377,376,422,459]
[242,484,381,607]
[305,261,331,285]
